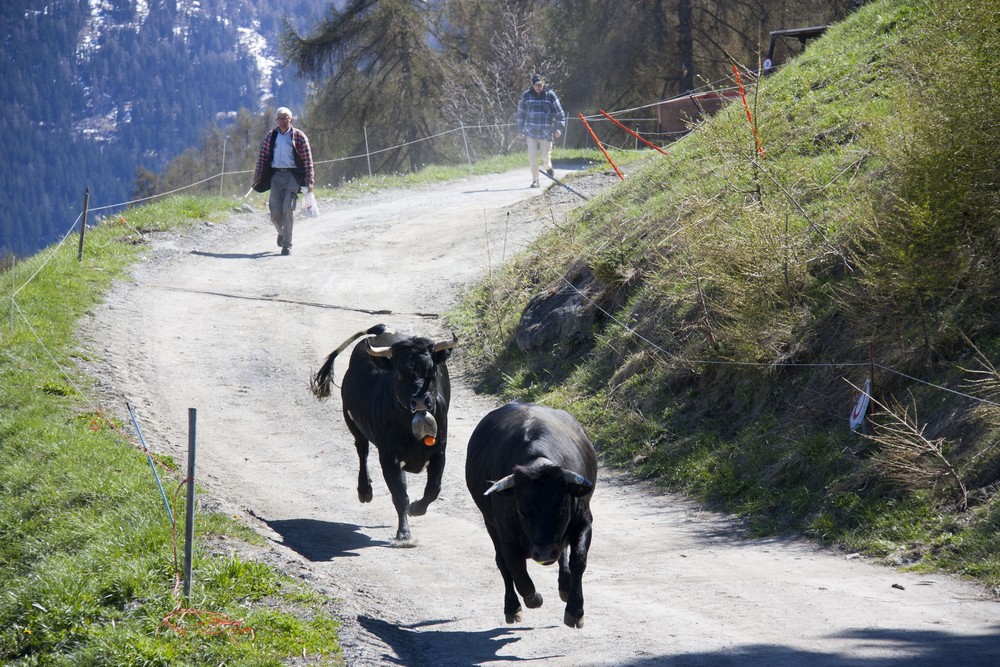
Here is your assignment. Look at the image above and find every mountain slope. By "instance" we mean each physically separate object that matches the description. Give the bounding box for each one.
[1,0,329,259]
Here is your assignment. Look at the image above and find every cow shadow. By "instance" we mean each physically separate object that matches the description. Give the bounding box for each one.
[615,626,1000,666]
[357,615,555,666]
[354,619,1000,666]
[189,249,275,259]
[263,517,390,561]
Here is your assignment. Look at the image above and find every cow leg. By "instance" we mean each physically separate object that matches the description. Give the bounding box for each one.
[558,548,571,602]
[484,523,524,623]
[561,526,592,629]
[500,541,542,613]
[345,414,373,503]
[408,448,445,517]
[379,452,411,540]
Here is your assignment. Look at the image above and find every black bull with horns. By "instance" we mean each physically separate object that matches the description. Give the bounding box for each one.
[465,401,597,628]
[311,324,458,541]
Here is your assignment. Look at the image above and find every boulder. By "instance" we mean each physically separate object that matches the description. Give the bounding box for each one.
[515,261,605,352]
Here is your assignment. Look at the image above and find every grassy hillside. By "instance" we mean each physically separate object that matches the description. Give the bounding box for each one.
[452,0,1000,590]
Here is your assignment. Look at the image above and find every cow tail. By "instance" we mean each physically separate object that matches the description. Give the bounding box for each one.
[310,324,391,399]
[310,350,338,399]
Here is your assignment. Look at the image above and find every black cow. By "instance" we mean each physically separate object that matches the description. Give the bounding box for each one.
[465,401,597,628]
[311,324,457,541]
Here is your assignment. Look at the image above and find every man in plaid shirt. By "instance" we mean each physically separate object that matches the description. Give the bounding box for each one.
[516,74,566,188]
[252,107,314,256]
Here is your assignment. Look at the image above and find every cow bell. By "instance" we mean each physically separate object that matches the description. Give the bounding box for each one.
[411,411,438,446]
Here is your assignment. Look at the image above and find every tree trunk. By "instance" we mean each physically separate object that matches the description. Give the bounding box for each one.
[677,0,694,93]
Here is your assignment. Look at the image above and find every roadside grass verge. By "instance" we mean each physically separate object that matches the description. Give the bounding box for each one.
[1,196,342,665]
[449,0,1000,591]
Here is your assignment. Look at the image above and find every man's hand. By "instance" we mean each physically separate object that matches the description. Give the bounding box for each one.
[555,130,562,139]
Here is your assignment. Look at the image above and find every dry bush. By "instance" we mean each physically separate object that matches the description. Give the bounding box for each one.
[865,395,968,509]
[960,337,1000,413]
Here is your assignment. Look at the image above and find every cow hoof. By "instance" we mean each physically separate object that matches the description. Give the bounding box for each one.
[564,611,584,629]
[407,499,428,516]
[358,487,373,503]
[390,535,417,548]
[559,589,569,602]
[505,609,523,624]
[524,592,543,609]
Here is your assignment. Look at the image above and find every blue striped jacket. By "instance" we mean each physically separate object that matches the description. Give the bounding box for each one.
[516,87,566,141]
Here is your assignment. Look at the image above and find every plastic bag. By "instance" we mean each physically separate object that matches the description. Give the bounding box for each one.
[302,191,320,217]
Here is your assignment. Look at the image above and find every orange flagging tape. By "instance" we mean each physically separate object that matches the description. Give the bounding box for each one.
[159,606,256,642]
[733,66,764,157]
[579,114,624,181]
[599,110,669,155]
[156,480,256,643]
[88,413,105,432]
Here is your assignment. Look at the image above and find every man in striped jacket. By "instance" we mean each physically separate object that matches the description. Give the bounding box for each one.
[252,107,314,256]
[516,74,566,189]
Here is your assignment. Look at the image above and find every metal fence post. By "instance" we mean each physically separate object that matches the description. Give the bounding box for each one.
[9,261,14,334]
[220,135,228,196]
[460,120,472,167]
[183,408,197,603]
[364,125,373,177]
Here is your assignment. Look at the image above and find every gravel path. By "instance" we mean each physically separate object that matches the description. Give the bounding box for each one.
[80,167,1000,666]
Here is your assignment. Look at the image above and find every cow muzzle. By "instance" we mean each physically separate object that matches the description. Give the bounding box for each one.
[531,544,560,566]
[411,411,438,446]
[409,394,435,413]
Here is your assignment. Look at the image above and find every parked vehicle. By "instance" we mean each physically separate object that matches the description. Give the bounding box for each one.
[762,25,828,73]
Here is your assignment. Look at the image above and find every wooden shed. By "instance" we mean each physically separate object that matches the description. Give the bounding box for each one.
[655,90,742,140]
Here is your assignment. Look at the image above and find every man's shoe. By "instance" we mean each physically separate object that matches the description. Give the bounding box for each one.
[530,180,539,188]
[281,247,290,256]
[277,234,284,247]
[546,168,554,178]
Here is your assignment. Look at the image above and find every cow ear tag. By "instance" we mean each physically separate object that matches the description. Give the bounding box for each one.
[423,436,436,446]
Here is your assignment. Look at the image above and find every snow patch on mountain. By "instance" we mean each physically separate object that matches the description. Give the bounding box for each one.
[237,22,277,106]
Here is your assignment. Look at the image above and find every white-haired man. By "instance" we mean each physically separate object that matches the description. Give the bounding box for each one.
[252,107,314,255]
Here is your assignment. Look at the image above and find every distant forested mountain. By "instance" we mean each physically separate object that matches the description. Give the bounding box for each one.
[1,0,331,259]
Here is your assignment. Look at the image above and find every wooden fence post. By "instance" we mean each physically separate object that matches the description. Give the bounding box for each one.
[77,187,90,262]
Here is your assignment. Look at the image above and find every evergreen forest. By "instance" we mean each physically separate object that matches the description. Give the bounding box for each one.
[153,0,856,204]
[5,0,857,260]
[1,0,327,260]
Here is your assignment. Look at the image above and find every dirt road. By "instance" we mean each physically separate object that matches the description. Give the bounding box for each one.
[80,168,1000,666]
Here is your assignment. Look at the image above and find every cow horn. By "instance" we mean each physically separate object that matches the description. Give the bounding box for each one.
[366,341,393,358]
[562,470,594,488]
[433,333,458,353]
[484,474,515,496]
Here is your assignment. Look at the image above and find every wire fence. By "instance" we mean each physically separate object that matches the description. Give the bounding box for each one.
[1,72,997,624]
[6,47,993,640]
[3,70,998,480]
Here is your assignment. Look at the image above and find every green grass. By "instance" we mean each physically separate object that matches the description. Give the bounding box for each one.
[1,196,342,665]
[449,0,1000,591]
